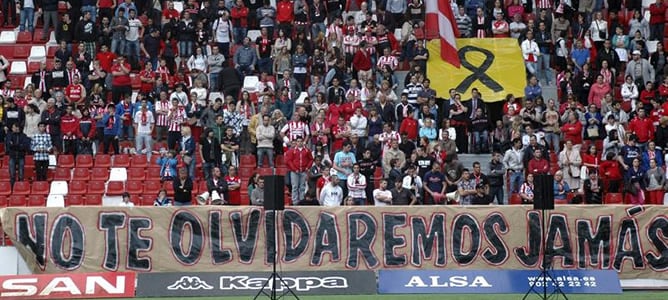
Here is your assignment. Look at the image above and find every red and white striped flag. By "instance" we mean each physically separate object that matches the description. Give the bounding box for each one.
[426,0,461,68]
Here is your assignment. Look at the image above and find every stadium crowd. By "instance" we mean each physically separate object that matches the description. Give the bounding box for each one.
[0,0,667,207]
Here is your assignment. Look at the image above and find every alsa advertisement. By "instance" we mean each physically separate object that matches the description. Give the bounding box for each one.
[0,272,135,299]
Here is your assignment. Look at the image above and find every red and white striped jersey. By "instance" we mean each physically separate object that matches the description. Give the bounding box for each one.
[156,66,171,83]
[535,0,552,10]
[379,130,401,149]
[346,87,361,101]
[326,24,343,42]
[1,88,14,98]
[343,35,361,54]
[281,120,310,141]
[360,36,377,55]
[167,105,185,132]
[377,55,398,71]
[155,100,171,127]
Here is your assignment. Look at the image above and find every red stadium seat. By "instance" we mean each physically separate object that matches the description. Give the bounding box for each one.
[16,31,32,43]
[0,196,7,207]
[0,171,9,182]
[146,167,161,180]
[13,45,30,58]
[239,167,253,179]
[65,195,85,206]
[258,168,273,176]
[0,182,11,196]
[106,181,125,195]
[7,195,27,207]
[72,167,91,181]
[88,181,106,195]
[126,180,144,195]
[140,197,155,206]
[57,154,75,168]
[509,193,523,205]
[53,167,71,181]
[28,61,41,73]
[130,155,149,169]
[31,181,50,196]
[604,193,623,204]
[12,182,30,195]
[113,154,131,168]
[68,181,87,195]
[27,195,45,206]
[240,155,256,167]
[91,167,110,181]
[76,154,94,168]
[144,180,162,195]
[25,155,34,168]
[86,195,103,206]
[127,168,146,181]
[163,182,175,197]
[95,154,112,168]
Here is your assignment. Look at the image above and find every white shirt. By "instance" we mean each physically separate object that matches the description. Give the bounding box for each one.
[126,18,142,41]
[133,110,155,135]
[319,184,343,207]
[373,189,392,206]
[119,201,135,207]
[214,18,232,43]
[349,114,368,137]
[347,173,367,198]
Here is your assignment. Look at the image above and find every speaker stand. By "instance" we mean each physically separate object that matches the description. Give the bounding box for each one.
[522,208,568,300]
[253,210,300,300]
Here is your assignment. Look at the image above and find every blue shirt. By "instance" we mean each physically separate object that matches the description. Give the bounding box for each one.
[553,180,571,200]
[524,84,542,101]
[571,48,590,67]
[333,151,357,180]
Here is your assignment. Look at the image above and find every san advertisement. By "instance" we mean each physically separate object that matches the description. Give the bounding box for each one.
[378,270,622,294]
[0,272,135,299]
[136,271,377,297]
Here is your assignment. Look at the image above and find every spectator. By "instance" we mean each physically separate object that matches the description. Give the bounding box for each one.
[320,171,343,207]
[553,171,571,201]
[250,177,265,206]
[173,168,194,206]
[31,122,52,181]
[519,173,535,204]
[230,0,249,45]
[154,189,173,206]
[119,192,135,207]
[347,163,367,205]
[234,37,258,78]
[6,123,30,187]
[285,136,313,204]
[257,0,277,38]
[649,0,667,41]
[60,105,79,155]
[625,157,645,205]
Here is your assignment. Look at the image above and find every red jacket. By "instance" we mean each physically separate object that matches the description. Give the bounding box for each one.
[628,116,655,142]
[528,158,549,175]
[600,160,622,181]
[649,3,667,25]
[276,0,294,23]
[61,114,80,137]
[285,146,313,172]
[230,6,249,28]
[400,116,419,140]
[352,49,372,71]
[560,121,583,145]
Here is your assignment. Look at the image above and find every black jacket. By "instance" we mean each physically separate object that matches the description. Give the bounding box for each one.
[173,177,194,204]
[207,176,229,202]
[199,137,222,163]
[5,131,31,159]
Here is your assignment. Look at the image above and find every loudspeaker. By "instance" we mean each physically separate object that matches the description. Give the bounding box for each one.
[533,174,555,210]
[263,175,285,211]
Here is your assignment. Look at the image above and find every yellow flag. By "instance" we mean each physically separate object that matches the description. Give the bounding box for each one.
[426,38,527,102]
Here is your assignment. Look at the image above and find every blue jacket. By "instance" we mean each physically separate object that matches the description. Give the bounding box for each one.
[157,156,178,179]
[101,113,122,136]
[273,98,295,120]
[115,102,133,119]
[177,136,196,157]
[641,150,664,171]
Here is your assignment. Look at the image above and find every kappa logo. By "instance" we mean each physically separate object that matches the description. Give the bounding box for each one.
[167,276,214,290]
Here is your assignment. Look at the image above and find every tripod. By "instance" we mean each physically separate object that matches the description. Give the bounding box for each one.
[254,176,300,300]
[522,206,568,300]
